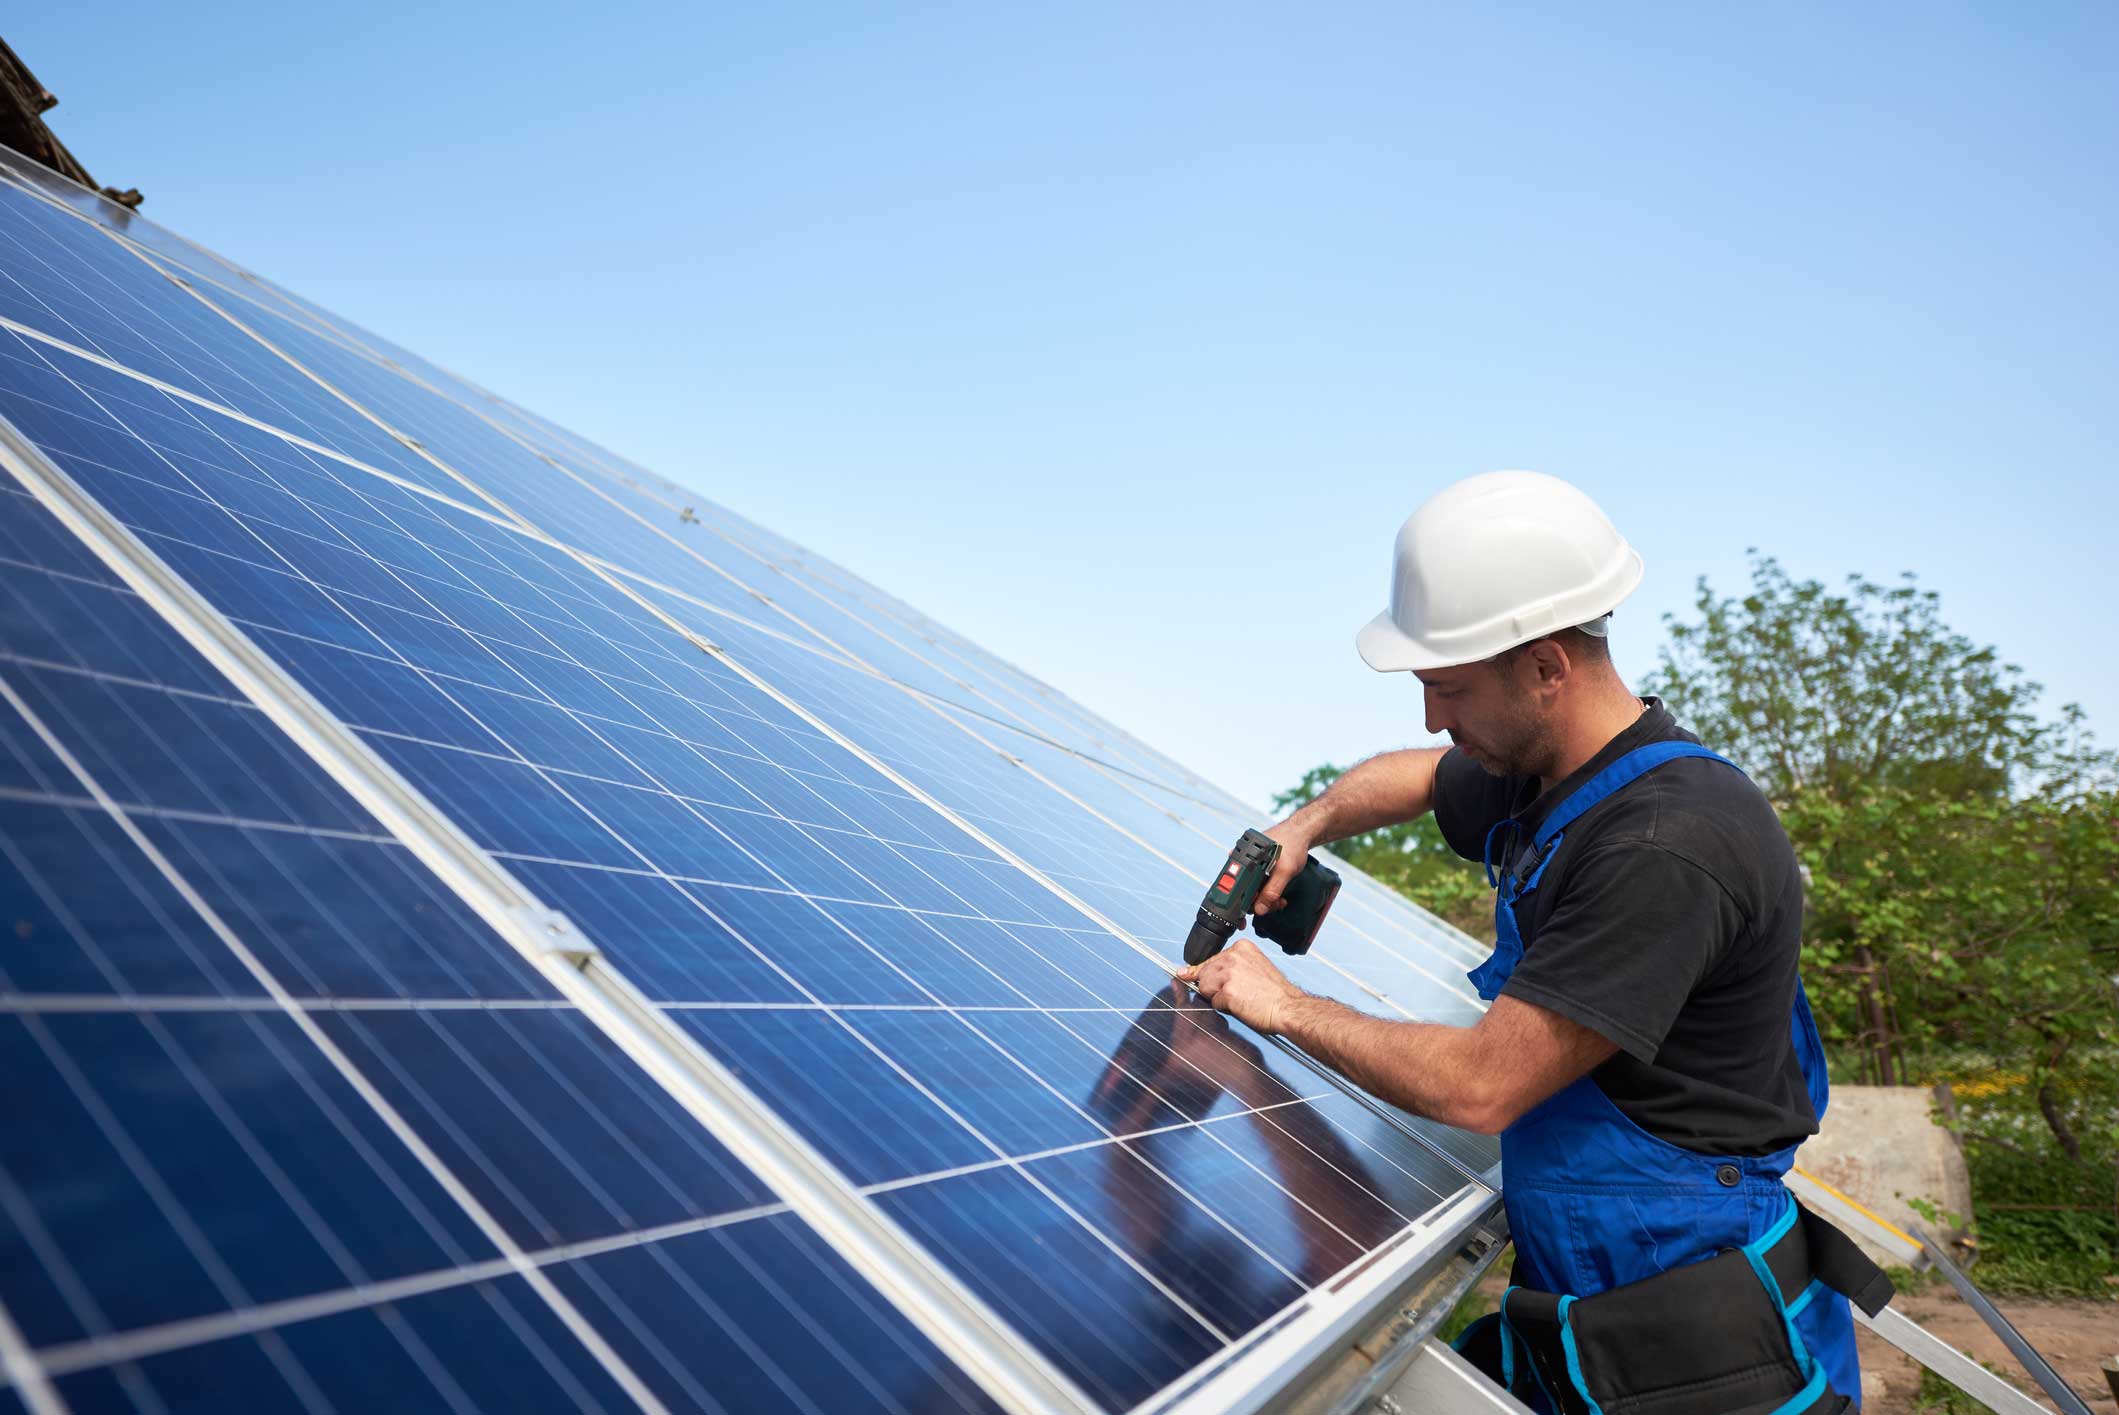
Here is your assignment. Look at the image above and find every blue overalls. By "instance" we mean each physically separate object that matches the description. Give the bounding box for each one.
[1465,742,1861,1409]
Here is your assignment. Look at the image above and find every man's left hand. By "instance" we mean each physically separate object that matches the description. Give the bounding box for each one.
[1175,938,1303,1035]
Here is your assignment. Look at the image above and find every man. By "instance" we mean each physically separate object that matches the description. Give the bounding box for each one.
[1178,471,1885,1414]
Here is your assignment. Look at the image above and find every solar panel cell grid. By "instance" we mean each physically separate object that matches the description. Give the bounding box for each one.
[546,1215,1007,1415]
[0,159,1504,1412]
[49,1275,641,1415]
[1,1007,504,1345]
[0,256,463,511]
[0,799,259,998]
[0,493,1003,1411]
[877,1166,1225,1410]
[0,150,1281,823]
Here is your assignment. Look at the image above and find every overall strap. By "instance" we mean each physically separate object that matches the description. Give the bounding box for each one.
[1532,741,1739,848]
[1469,740,1746,1004]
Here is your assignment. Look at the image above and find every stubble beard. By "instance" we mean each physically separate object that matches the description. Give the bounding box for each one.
[1469,688,1557,780]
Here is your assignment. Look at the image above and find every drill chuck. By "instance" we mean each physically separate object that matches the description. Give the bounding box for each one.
[1182,908,1239,967]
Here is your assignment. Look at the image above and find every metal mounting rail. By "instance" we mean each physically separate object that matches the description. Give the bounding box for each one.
[1857,1305,2056,1415]
[1362,1340,1536,1415]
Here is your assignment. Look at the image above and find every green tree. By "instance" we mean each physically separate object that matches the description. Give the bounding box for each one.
[1645,554,2118,1174]
[1645,554,2086,801]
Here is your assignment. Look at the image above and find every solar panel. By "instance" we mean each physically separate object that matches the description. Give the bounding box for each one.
[0,151,1500,1415]
[0,485,1002,1415]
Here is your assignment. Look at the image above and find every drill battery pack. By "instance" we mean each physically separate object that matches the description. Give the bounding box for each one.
[1255,855,1341,955]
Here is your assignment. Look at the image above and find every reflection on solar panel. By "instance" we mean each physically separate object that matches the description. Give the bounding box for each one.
[0,146,1500,1415]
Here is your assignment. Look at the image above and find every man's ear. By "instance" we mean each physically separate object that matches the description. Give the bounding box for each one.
[1528,636,1571,690]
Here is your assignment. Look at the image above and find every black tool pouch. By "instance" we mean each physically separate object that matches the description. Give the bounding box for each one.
[1457,1202,1892,1415]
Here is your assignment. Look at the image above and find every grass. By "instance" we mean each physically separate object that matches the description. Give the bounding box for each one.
[1955,1121,2118,1300]
[1433,1287,1493,1345]
[1913,1366,2003,1415]
[1884,1264,1943,1298]
[1961,1204,2118,1299]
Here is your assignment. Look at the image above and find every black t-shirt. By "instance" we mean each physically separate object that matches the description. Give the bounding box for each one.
[1431,699,1817,1155]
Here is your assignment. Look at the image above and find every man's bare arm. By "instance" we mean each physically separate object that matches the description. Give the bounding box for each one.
[1259,746,1449,912]
[1179,937,1621,1134]
[1275,991,1616,1134]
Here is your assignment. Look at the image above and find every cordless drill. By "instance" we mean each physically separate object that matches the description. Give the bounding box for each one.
[1182,828,1342,966]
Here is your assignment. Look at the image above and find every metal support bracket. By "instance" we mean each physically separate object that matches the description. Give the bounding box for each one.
[1916,1226,2093,1415]
[512,906,599,966]
[1367,1339,1538,1415]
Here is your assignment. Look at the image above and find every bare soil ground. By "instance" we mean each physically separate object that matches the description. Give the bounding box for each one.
[1856,1289,2117,1414]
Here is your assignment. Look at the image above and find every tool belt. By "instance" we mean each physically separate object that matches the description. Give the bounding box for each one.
[1454,1200,1894,1415]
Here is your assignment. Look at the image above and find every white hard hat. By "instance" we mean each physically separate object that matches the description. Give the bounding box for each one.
[1355,470,1643,672]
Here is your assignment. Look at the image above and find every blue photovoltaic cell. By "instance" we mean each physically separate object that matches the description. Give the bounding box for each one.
[0,1008,498,1347]
[842,1007,1114,1157]
[312,1006,776,1247]
[508,860,809,1004]
[1312,1088,1502,1188]
[0,147,1252,814]
[0,796,262,998]
[51,1274,636,1415]
[0,159,1501,1412]
[546,1213,1003,1415]
[1099,1126,1370,1287]
[136,815,554,1000]
[1024,1142,1307,1337]
[677,1006,999,1186]
[877,1166,1225,1410]
[826,904,1107,1008]
[665,886,937,1004]
[0,198,467,509]
[0,485,996,1408]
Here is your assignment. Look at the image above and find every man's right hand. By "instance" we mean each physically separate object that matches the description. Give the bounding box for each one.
[1251,817,1320,916]
[1249,747,1446,916]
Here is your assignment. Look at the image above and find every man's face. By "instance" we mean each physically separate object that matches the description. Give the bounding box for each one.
[1414,653,1553,778]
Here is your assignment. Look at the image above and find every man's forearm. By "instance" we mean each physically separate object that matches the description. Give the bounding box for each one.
[1272,993,1500,1133]
[1184,945,1618,1131]
[1285,747,1447,844]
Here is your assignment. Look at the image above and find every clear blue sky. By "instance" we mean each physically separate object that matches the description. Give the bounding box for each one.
[17,4,2116,809]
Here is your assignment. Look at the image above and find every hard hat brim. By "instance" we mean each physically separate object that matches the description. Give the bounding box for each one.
[1354,542,1643,674]
[1355,608,1472,673]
